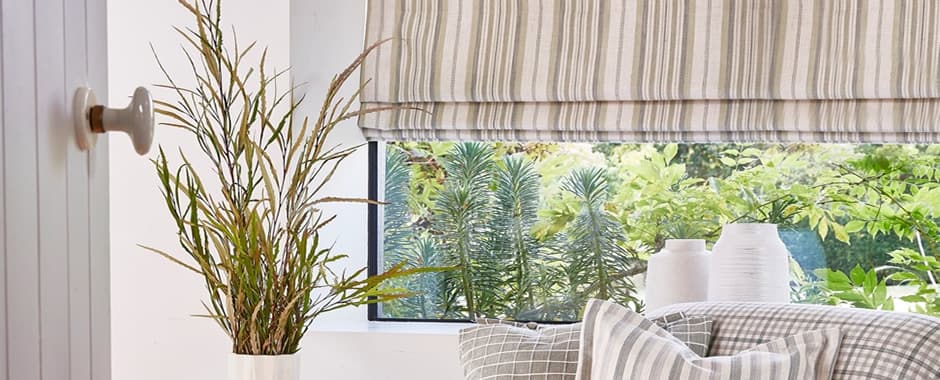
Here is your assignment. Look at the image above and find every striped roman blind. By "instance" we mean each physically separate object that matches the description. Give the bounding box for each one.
[359,0,940,143]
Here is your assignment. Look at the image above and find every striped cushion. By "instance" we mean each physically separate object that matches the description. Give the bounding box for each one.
[649,302,940,380]
[459,313,711,380]
[578,299,843,380]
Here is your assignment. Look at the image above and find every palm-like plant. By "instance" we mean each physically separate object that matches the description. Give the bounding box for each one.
[145,0,426,355]
[512,237,578,321]
[382,146,413,257]
[396,237,452,318]
[490,155,542,316]
[434,142,501,318]
[562,168,644,312]
[376,146,417,317]
[381,148,453,318]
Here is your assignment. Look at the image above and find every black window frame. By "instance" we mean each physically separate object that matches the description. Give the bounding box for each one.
[367,141,379,321]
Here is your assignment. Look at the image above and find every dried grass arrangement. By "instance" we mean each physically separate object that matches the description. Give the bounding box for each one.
[143,0,428,355]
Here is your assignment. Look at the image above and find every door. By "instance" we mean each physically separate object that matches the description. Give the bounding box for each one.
[0,0,110,379]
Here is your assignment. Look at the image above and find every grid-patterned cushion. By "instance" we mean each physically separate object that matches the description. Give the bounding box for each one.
[459,313,712,380]
[459,322,581,380]
[652,312,712,357]
[578,299,843,380]
[648,302,940,380]
[476,318,542,330]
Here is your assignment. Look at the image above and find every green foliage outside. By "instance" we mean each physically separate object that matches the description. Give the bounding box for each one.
[380,142,940,321]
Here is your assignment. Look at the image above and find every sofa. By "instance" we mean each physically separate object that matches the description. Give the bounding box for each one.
[647,302,940,380]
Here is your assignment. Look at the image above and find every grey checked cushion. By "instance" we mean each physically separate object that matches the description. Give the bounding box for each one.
[459,313,713,380]
[476,318,541,330]
[578,299,843,380]
[649,302,940,380]
[651,311,712,357]
[459,322,581,380]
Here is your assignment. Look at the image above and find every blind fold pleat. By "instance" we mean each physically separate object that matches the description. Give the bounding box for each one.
[360,0,940,142]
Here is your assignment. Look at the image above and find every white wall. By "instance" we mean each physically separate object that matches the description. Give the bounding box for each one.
[109,1,461,379]
[108,1,287,379]
[290,1,461,378]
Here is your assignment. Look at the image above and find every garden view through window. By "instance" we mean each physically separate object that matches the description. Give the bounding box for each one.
[374,142,940,322]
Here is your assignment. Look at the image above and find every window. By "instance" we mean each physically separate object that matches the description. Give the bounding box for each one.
[369,142,940,322]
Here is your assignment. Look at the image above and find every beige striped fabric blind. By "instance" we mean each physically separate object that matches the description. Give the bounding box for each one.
[360,0,940,142]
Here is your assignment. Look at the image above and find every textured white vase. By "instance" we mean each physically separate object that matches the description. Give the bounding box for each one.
[645,239,711,313]
[229,353,300,380]
[708,223,791,303]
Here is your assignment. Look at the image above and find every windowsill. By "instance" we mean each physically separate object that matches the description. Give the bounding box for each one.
[309,320,473,336]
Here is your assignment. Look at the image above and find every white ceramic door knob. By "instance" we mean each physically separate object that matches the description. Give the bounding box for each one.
[73,86,154,155]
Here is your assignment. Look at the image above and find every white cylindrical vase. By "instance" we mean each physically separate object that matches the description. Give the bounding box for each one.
[645,239,711,313]
[229,353,300,380]
[709,223,791,303]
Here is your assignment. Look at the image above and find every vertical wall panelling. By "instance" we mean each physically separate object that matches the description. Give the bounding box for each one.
[89,131,110,380]
[87,0,110,378]
[36,0,70,379]
[0,0,7,377]
[2,0,42,379]
[0,0,108,378]
[65,0,93,377]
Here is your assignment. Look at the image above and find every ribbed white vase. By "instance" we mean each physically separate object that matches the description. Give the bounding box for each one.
[708,223,791,303]
[229,353,299,380]
[645,239,711,312]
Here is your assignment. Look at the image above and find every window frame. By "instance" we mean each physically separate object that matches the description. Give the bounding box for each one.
[367,141,379,321]
[366,141,934,323]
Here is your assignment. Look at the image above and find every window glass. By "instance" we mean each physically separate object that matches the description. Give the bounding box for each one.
[374,142,940,321]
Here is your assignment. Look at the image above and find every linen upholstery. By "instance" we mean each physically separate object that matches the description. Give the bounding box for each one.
[360,0,940,142]
[650,311,712,357]
[459,313,712,379]
[459,322,581,380]
[649,302,940,380]
[578,299,843,380]
[476,318,541,330]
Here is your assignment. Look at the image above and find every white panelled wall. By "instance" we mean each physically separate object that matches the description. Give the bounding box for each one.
[1,0,110,379]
